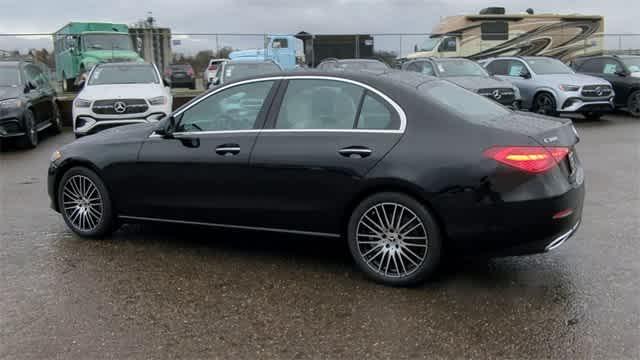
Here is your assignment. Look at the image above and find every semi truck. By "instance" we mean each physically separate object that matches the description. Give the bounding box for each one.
[406,7,605,62]
[228,35,300,70]
[53,22,144,91]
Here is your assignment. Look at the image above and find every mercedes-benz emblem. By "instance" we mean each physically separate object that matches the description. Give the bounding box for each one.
[492,89,502,100]
[113,101,127,113]
[594,86,604,96]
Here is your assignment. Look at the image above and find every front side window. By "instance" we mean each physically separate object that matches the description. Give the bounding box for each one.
[526,58,573,75]
[419,37,440,52]
[486,60,509,76]
[276,79,364,129]
[602,60,623,74]
[622,57,640,73]
[0,67,20,87]
[83,34,133,51]
[89,65,159,85]
[579,59,605,73]
[178,81,274,132]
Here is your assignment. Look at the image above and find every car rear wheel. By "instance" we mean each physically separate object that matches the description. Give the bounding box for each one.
[58,167,116,238]
[628,90,640,117]
[347,192,442,286]
[532,93,557,116]
[17,109,38,149]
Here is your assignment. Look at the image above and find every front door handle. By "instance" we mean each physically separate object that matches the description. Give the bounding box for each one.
[339,146,372,158]
[216,143,241,156]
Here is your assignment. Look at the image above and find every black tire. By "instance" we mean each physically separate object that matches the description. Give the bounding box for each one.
[584,112,603,121]
[50,101,63,134]
[532,92,558,116]
[628,90,640,118]
[57,166,116,238]
[17,109,38,149]
[347,192,442,286]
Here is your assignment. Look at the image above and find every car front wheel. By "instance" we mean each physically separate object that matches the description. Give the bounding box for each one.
[347,192,442,286]
[532,92,558,116]
[58,167,116,238]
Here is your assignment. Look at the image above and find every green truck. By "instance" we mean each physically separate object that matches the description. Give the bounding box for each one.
[53,22,144,91]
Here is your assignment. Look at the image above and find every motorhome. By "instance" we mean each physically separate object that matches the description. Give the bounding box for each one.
[407,7,604,61]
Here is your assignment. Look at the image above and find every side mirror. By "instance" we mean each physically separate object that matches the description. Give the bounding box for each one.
[156,116,176,138]
[24,80,37,92]
[615,70,628,77]
[521,71,531,79]
[163,76,171,87]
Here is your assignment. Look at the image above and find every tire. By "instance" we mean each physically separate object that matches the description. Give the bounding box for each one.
[532,92,558,116]
[57,166,116,238]
[347,192,442,286]
[50,101,63,134]
[17,109,38,149]
[628,90,640,118]
[584,112,603,121]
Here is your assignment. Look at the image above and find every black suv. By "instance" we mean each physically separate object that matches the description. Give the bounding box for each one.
[0,60,62,148]
[572,55,640,117]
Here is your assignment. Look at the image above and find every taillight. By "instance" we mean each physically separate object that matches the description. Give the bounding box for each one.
[484,146,569,174]
[208,65,218,71]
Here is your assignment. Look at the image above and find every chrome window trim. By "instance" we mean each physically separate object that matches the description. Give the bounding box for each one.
[169,75,407,135]
[118,215,341,238]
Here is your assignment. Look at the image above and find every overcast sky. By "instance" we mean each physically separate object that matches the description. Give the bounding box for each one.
[0,0,637,55]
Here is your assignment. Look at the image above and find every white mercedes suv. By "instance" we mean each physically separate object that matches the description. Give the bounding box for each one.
[72,62,172,137]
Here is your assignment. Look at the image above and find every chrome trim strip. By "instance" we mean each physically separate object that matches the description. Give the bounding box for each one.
[545,219,581,252]
[339,149,372,154]
[215,147,241,152]
[118,215,342,238]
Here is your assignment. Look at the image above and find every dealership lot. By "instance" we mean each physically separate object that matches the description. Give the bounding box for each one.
[0,114,638,358]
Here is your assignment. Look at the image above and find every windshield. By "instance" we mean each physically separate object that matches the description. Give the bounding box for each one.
[223,63,281,82]
[419,37,441,52]
[0,67,20,86]
[83,34,133,51]
[419,81,510,122]
[89,65,158,85]
[622,58,640,73]
[526,58,573,75]
[436,59,488,77]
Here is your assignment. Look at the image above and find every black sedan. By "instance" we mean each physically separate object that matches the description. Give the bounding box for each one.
[48,71,584,286]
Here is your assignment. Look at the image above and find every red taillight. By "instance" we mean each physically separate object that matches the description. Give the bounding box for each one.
[208,65,218,71]
[484,146,569,174]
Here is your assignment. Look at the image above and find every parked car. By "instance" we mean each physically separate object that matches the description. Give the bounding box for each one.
[72,62,172,137]
[571,55,640,117]
[211,59,282,87]
[317,58,389,71]
[483,56,614,119]
[402,57,521,109]
[203,59,227,88]
[49,71,584,286]
[0,60,62,148]
[166,64,196,89]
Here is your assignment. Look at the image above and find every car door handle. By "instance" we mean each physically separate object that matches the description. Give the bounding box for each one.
[339,146,372,158]
[215,144,241,156]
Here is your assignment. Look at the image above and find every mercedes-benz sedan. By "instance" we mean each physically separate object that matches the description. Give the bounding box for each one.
[48,71,584,286]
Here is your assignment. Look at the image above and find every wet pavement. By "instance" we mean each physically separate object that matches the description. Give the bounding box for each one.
[1,115,639,359]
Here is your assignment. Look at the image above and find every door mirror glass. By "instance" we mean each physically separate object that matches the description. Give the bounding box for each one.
[25,80,37,92]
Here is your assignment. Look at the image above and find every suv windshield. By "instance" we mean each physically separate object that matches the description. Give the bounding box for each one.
[622,57,640,73]
[0,67,20,86]
[436,59,488,77]
[83,34,133,51]
[223,62,281,82]
[526,58,573,75]
[89,65,158,85]
[419,37,440,51]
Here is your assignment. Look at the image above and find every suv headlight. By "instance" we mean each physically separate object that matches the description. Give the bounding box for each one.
[148,96,168,106]
[74,98,91,108]
[559,84,580,92]
[0,98,23,109]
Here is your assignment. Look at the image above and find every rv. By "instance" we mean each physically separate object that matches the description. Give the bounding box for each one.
[407,7,604,61]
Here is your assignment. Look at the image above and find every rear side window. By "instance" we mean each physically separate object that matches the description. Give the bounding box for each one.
[486,60,509,75]
[357,93,396,130]
[579,59,605,73]
[419,81,510,123]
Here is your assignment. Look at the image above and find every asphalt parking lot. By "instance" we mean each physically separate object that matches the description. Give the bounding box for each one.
[1,114,638,359]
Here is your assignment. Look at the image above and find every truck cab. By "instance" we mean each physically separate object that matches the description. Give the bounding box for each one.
[410,36,460,59]
[228,35,299,70]
[53,22,144,92]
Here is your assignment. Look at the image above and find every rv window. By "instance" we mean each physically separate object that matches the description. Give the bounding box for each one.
[481,22,509,41]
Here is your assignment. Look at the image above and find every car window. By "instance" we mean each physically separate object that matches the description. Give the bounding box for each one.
[407,62,434,76]
[178,81,275,132]
[276,79,364,129]
[272,38,288,48]
[356,93,396,130]
[602,60,623,74]
[507,61,527,76]
[622,58,640,72]
[24,65,48,88]
[486,60,509,76]
[579,58,605,73]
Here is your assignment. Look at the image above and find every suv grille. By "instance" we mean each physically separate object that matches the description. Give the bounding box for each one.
[581,85,612,97]
[92,99,149,115]
[477,88,516,105]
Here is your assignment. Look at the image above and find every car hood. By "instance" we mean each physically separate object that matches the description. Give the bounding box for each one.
[444,76,515,91]
[0,86,21,101]
[78,83,166,100]
[535,73,611,86]
[71,122,158,147]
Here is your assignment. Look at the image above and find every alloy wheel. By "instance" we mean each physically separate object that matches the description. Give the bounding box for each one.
[535,95,555,115]
[355,202,428,278]
[62,175,104,232]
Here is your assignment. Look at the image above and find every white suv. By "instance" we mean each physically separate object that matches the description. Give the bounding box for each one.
[73,62,172,137]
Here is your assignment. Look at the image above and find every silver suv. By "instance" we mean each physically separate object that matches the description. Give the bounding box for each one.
[483,56,615,119]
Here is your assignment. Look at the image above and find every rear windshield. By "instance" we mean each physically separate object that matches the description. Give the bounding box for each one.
[0,67,20,86]
[526,58,573,75]
[89,65,159,85]
[419,81,510,122]
[435,59,488,77]
[336,61,389,71]
[223,63,281,81]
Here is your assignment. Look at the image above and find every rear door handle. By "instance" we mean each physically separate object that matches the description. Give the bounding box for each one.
[339,146,372,158]
[215,143,241,156]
